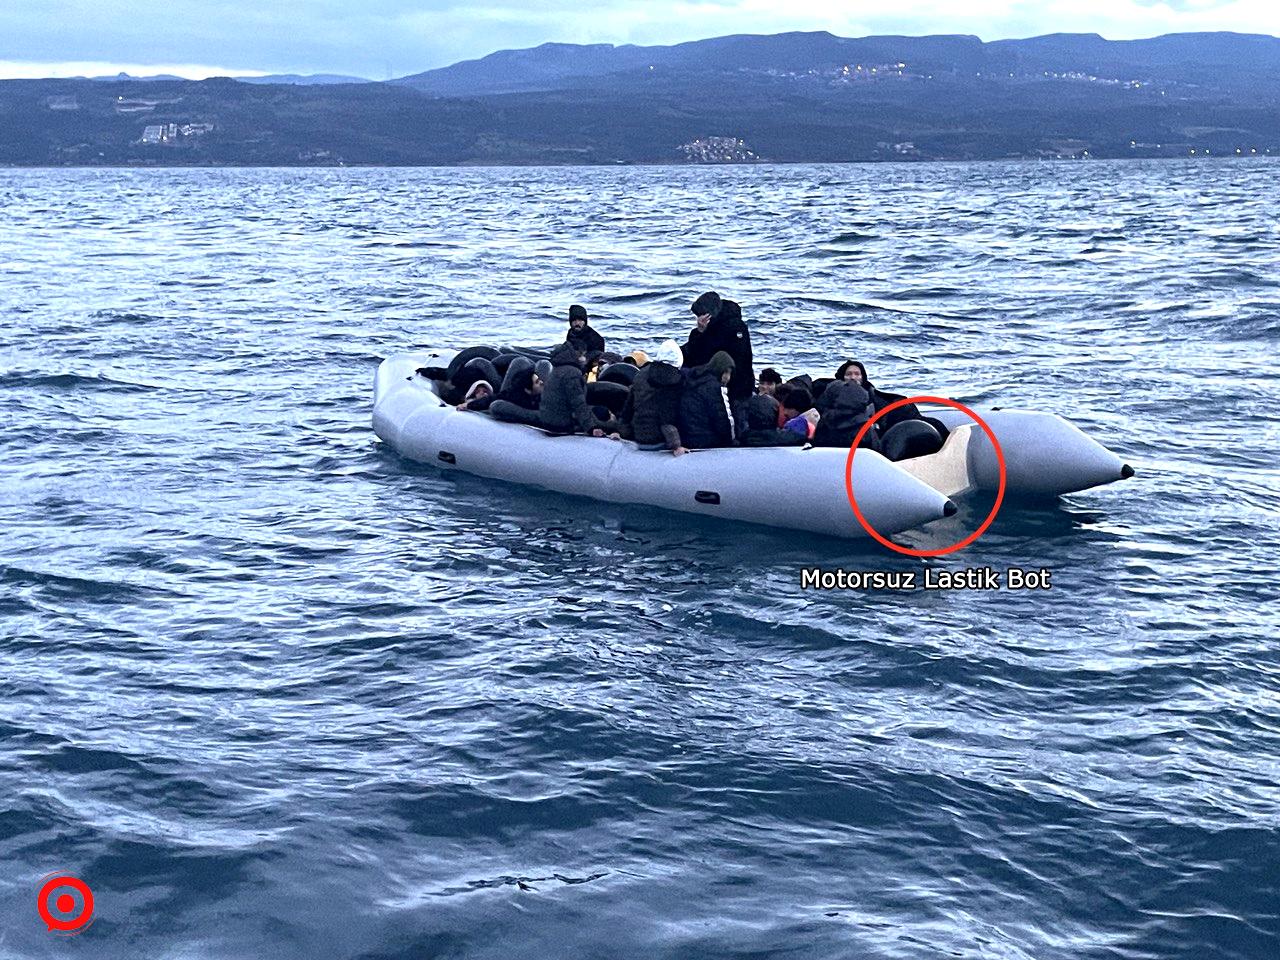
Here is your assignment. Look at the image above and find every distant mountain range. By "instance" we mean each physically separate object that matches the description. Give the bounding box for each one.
[3,31,1279,166]
[391,30,1280,97]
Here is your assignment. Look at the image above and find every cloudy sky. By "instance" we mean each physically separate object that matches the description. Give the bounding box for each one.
[3,0,1278,79]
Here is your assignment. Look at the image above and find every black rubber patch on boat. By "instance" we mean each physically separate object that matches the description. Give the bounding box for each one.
[695,490,721,505]
[438,451,457,464]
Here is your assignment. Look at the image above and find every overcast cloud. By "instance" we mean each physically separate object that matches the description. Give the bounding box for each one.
[2,0,1278,79]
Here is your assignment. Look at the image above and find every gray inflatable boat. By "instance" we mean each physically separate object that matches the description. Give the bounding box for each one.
[374,351,1131,539]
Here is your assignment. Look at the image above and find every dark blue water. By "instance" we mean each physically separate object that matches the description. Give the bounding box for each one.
[1,162,1278,958]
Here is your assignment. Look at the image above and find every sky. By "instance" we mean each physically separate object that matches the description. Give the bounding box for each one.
[3,0,1279,80]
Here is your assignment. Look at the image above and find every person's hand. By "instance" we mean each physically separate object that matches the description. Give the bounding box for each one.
[591,428,604,437]
[609,432,622,441]
[672,446,689,457]
[455,402,468,410]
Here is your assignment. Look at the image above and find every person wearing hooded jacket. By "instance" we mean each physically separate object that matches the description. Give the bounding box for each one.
[566,304,606,357]
[834,360,929,435]
[455,379,496,411]
[741,394,807,447]
[681,292,754,425]
[678,351,737,449]
[619,340,688,455]
[468,363,544,413]
[539,341,607,436]
[812,378,880,451]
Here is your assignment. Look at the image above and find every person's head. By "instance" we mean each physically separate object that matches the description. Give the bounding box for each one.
[626,350,649,367]
[568,304,589,332]
[707,351,735,386]
[836,360,868,386]
[746,394,780,431]
[463,379,494,403]
[654,339,683,367]
[782,387,813,420]
[691,291,721,330]
[550,342,585,370]
[758,367,783,396]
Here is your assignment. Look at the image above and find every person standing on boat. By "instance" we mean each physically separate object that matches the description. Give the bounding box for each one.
[682,291,754,433]
[566,304,606,357]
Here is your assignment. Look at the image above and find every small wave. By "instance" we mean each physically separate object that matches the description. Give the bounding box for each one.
[800,247,870,261]
[876,286,962,301]
[1201,268,1280,288]
[0,565,184,603]
[1210,234,1268,245]
[91,311,163,325]
[1200,309,1280,342]
[598,290,685,304]
[824,231,878,246]
[1047,222,1123,236]
[1119,300,1189,315]
[0,371,160,393]
[361,239,458,249]
[787,295,868,311]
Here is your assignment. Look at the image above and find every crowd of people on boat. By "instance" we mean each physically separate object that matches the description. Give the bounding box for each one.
[426,292,949,460]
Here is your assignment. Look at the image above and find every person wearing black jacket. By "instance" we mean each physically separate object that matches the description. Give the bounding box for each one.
[619,358,687,455]
[540,342,605,435]
[679,351,737,449]
[834,360,936,435]
[566,304,606,357]
[681,292,754,418]
[812,379,879,451]
[741,394,806,447]
[466,364,543,413]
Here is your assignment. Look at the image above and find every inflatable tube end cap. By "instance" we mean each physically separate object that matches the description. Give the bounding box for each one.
[942,499,958,517]
[1120,463,1135,480]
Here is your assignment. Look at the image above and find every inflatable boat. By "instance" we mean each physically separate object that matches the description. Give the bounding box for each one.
[373,351,1132,540]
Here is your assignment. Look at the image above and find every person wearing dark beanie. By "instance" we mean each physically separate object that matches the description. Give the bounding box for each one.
[690,291,721,318]
[681,290,754,435]
[566,304,606,355]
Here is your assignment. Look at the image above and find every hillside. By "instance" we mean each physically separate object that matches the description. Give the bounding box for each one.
[3,31,1278,166]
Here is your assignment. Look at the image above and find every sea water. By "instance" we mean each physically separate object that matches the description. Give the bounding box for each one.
[1,161,1277,958]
